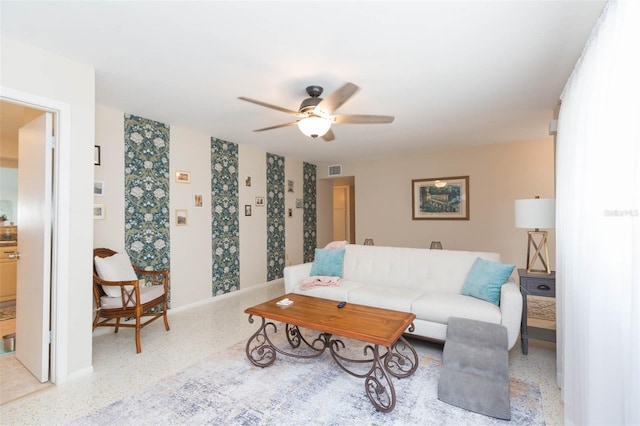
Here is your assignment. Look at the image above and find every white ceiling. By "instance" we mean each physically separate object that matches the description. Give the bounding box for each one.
[0,1,605,164]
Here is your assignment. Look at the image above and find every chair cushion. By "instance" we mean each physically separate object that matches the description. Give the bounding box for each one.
[94,252,138,298]
[461,258,515,306]
[100,284,165,309]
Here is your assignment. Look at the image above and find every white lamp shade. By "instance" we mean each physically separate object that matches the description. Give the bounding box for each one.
[515,198,555,229]
[297,117,331,138]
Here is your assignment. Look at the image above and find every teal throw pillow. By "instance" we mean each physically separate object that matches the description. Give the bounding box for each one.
[310,248,345,278]
[461,257,515,306]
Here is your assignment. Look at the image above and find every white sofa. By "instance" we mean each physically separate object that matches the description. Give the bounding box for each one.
[284,244,523,350]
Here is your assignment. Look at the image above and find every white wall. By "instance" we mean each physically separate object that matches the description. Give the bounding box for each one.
[169,125,213,307]
[1,36,95,380]
[239,144,267,289]
[94,105,125,250]
[285,159,304,266]
[318,137,556,270]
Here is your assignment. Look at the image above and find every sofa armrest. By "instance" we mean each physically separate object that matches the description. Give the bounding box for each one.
[283,262,313,293]
[500,280,523,350]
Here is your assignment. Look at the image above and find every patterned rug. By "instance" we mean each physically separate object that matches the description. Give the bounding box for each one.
[72,334,544,425]
[0,305,16,321]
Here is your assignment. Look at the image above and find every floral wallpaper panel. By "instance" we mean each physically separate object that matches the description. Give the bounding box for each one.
[267,153,285,281]
[303,162,317,263]
[124,113,171,305]
[211,138,240,295]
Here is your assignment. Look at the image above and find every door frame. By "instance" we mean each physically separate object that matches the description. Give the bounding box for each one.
[1,86,71,384]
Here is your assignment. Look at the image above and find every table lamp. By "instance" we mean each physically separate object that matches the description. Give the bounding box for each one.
[515,197,555,274]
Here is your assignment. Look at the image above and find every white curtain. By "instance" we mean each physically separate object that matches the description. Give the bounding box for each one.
[556,1,640,424]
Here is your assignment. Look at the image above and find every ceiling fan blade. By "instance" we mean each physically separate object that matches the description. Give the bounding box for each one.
[238,97,300,115]
[321,129,335,142]
[253,121,298,132]
[315,82,360,115]
[331,114,395,124]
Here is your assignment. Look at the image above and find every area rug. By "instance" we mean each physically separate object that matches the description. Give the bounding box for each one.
[71,334,545,425]
[0,304,16,321]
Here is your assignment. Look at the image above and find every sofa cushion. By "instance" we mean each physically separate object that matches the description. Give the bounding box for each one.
[347,285,424,313]
[342,245,502,293]
[94,252,138,298]
[310,248,345,278]
[412,291,502,325]
[461,258,515,306]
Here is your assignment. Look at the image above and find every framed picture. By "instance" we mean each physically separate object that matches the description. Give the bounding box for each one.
[287,180,294,193]
[245,204,252,216]
[93,181,104,196]
[94,145,101,166]
[93,204,105,220]
[245,176,252,187]
[175,170,191,184]
[193,193,203,208]
[296,198,303,209]
[176,209,188,226]
[255,196,265,207]
[411,176,469,220]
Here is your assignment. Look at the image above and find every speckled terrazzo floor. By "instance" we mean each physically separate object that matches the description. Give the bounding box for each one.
[0,281,563,425]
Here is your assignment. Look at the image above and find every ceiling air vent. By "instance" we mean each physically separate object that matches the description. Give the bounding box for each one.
[328,164,343,177]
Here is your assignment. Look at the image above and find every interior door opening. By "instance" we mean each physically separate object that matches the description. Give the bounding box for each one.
[331,177,355,244]
[0,100,53,386]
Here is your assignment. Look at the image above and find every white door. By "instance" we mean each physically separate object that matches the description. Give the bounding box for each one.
[16,112,52,383]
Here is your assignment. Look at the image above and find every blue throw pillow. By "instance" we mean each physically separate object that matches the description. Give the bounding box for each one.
[461,257,515,306]
[310,248,345,278]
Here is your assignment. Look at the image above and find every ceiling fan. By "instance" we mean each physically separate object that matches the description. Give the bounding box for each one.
[238,82,394,142]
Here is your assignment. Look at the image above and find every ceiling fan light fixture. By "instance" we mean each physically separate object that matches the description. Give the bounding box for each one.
[297,116,331,138]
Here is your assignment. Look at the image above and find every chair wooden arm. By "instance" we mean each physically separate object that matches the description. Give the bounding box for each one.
[93,274,141,308]
[132,265,169,291]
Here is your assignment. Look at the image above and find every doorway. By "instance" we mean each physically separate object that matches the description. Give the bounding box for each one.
[331,177,355,244]
[0,100,53,402]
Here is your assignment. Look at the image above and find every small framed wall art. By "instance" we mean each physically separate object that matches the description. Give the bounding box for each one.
[93,181,105,196]
[255,196,265,207]
[245,205,252,216]
[193,193,203,208]
[175,170,191,184]
[411,176,469,220]
[93,204,105,220]
[94,145,101,166]
[176,209,188,226]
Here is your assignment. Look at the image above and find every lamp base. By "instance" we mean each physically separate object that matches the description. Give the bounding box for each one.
[526,231,551,274]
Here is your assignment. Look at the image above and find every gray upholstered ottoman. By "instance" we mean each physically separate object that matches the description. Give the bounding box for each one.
[437,317,511,420]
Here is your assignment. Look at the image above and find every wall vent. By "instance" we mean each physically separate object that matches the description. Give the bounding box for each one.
[328,164,343,177]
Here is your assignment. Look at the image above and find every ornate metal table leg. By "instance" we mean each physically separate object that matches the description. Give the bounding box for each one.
[245,315,277,367]
[365,344,396,413]
[384,336,419,378]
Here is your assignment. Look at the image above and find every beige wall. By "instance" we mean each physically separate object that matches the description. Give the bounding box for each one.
[318,138,556,270]
[1,36,96,381]
[239,144,268,289]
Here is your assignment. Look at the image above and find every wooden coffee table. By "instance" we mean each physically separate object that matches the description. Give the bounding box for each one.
[244,293,418,412]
